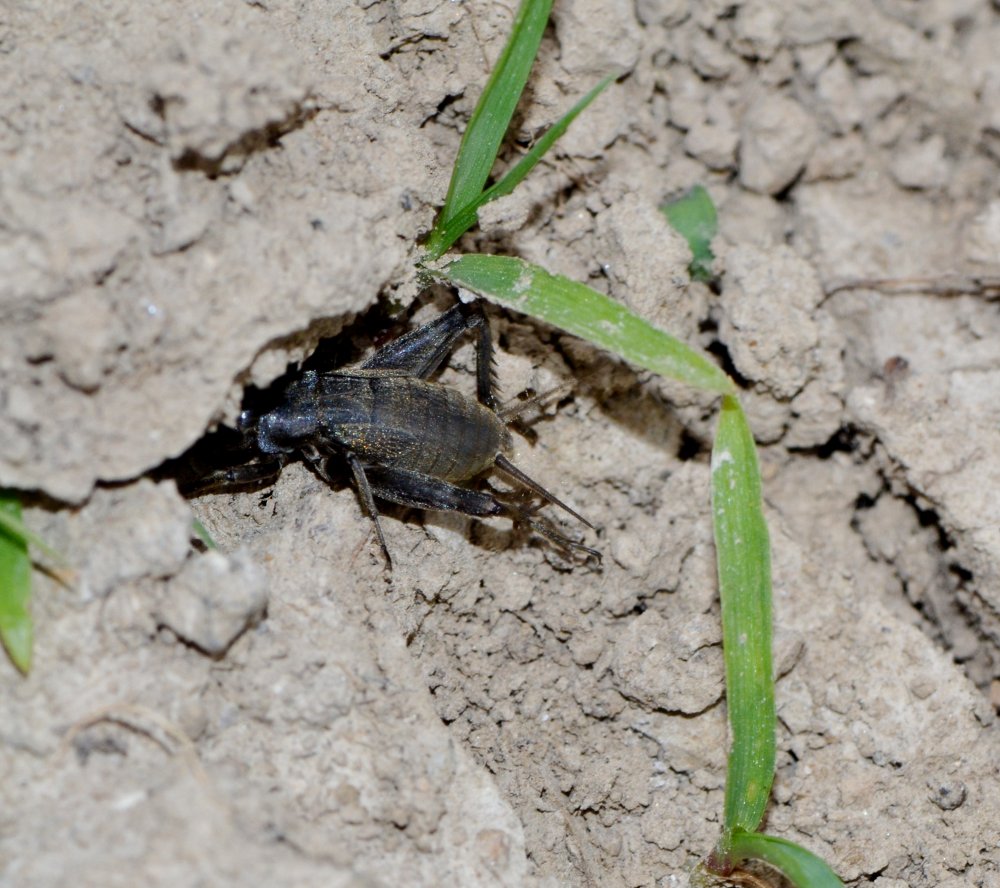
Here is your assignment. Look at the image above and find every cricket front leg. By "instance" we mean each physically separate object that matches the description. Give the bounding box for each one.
[178,456,285,496]
[299,447,395,568]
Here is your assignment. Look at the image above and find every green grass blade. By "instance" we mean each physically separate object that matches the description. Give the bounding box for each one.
[428,0,552,257]
[662,185,717,282]
[0,502,66,566]
[0,494,33,674]
[435,254,736,394]
[711,830,844,887]
[711,396,775,836]
[425,72,616,260]
[191,518,218,550]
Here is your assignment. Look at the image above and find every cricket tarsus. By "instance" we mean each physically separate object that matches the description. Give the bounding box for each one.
[183,300,598,567]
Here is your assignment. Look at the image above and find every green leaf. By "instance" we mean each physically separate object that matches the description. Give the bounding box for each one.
[0,501,65,565]
[425,72,616,260]
[711,396,774,836]
[434,253,736,395]
[428,0,552,255]
[662,185,718,282]
[0,494,33,674]
[710,830,844,888]
[191,518,218,550]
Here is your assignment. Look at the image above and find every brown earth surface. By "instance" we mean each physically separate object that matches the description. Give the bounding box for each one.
[2,1,1000,885]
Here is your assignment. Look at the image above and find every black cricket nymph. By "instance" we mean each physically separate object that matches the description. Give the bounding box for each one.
[183,300,599,567]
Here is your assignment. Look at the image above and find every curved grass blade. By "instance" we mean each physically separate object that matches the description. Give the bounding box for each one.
[0,502,65,566]
[425,72,616,260]
[0,494,33,673]
[662,185,717,282]
[191,518,218,550]
[427,0,552,257]
[710,396,775,838]
[434,253,736,394]
[709,830,844,887]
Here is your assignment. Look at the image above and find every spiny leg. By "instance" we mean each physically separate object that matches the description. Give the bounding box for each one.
[364,465,599,560]
[298,446,395,567]
[470,302,500,411]
[179,456,285,497]
[365,466,505,517]
[518,511,601,562]
[344,452,394,568]
[497,384,572,422]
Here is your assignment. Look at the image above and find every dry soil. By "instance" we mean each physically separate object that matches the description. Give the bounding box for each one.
[2,1,1000,886]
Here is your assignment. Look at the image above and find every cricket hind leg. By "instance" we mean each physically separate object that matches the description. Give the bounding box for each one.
[492,455,601,562]
[364,466,600,561]
[360,300,501,411]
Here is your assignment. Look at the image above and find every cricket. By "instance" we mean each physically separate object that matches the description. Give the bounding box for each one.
[183,300,600,566]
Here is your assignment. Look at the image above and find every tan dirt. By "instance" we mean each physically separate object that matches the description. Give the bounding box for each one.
[2,1,999,885]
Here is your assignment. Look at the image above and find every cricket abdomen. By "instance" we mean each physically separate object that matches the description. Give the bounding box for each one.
[318,372,511,481]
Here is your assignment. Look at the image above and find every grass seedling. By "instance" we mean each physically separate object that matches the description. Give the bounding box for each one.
[0,493,36,674]
[422,0,844,883]
[662,184,718,283]
[421,0,614,261]
[191,518,218,550]
[0,493,71,674]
